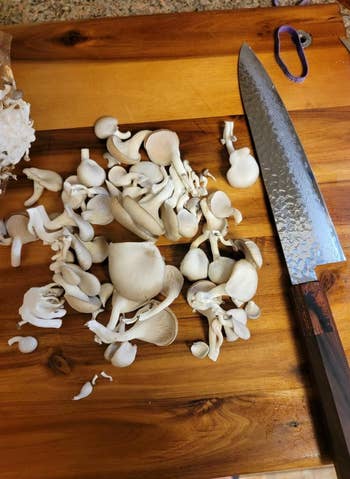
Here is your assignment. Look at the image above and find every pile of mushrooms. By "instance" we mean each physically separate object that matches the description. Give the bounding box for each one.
[1,114,263,379]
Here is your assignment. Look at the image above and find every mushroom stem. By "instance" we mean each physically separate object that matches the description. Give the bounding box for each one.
[209,232,221,261]
[221,121,236,155]
[11,236,23,267]
[24,181,44,207]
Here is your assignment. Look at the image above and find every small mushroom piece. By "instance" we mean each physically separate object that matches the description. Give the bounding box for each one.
[77,148,106,187]
[180,248,209,281]
[108,242,166,302]
[107,130,151,165]
[23,168,63,207]
[245,300,261,320]
[199,198,227,233]
[106,292,145,330]
[208,232,235,284]
[94,116,131,140]
[190,341,209,359]
[108,165,139,188]
[6,214,37,267]
[70,233,93,270]
[64,204,95,242]
[62,264,101,296]
[139,176,174,224]
[160,201,181,241]
[137,266,184,321]
[72,381,93,401]
[8,336,38,353]
[61,176,89,210]
[110,341,138,368]
[81,195,113,225]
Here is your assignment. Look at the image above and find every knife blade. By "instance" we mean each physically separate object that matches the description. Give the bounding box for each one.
[238,43,350,478]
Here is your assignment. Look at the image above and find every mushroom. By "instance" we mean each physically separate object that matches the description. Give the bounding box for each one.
[122,195,165,237]
[70,233,93,270]
[83,236,109,263]
[107,130,151,165]
[207,232,235,284]
[222,121,259,188]
[72,381,94,401]
[23,167,63,207]
[98,282,114,307]
[47,204,94,242]
[177,208,199,238]
[129,161,164,186]
[180,247,209,281]
[61,176,89,210]
[94,116,131,140]
[191,341,209,359]
[108,242,166,303]
[144,130,194,194]
[207,190,242,224]
[81,195,113,225]
[77,148,106,187]
[110,195,156,241]
[86,306,178,346]
[18,283,66,328]
[105,341,138,368]
[5,214,37,267]
[8,336,38,353]
[137,265,184,321]
[106,291,144,330]
[234,238,263,269]
[245,300,261,319]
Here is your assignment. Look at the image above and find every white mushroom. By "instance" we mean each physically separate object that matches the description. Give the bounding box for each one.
[72,381,93,401]
[47,204,94,242]
[122,195,164,237]
[245,300,261,319]
[129,161,164,186]
[8,336,38,353]
[190,341,209,359]
[106,291,144,330]
[144,130,194,194]
[108,242,165,303]
[110,195,156,241]
[94,116,131,140]
[61,176,88,210]
[109,341,138,368]
[207,232,235,284]
[98,282,114,307]
[5,214,37,267]
[70,233,93,270]
[77,148,106,187]
[234,238,263,269]
[107,130,151,165]
[137,265,184,321]
[108,165,141,188]
[207,190,242,224]
[27,205,63,244]
[18,283,66,328]
[86,306,178,346]
[180,248,209,281]
[83,236,109,263]
[222,121,259,188]
[23,167,63,207]
[81,195,113,225]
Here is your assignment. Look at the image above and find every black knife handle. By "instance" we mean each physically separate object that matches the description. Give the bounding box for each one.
[291,281,350,478]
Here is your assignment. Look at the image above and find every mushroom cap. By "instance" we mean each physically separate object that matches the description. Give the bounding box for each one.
[227,148,259,188]
[94,116,119,139]
[144,130,179,166]
[108,241,166,302]
[129,161,163,185]
[225,259,258,303]
[180,247,209,281]
[23,167,63,192]
[6,214,37,244]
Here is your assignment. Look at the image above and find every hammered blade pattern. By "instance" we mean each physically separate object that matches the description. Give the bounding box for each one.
[238,43,345,285]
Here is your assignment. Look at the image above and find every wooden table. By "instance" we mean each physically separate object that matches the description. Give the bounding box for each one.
[1,4,350,478]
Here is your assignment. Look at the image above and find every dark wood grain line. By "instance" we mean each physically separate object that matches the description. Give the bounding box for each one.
[2,4,342,61]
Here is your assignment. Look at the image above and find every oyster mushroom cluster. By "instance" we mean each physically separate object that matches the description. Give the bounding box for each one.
[1,114,262,376]
[0,32,35,194]
[180,190,262,361]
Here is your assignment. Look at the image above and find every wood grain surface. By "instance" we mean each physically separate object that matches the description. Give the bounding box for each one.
[1,5,350,479]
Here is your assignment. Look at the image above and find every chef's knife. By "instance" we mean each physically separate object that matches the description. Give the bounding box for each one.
[238,43,350,478]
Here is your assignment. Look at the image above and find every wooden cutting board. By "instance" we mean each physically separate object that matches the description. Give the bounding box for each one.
[1,5,350,479]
